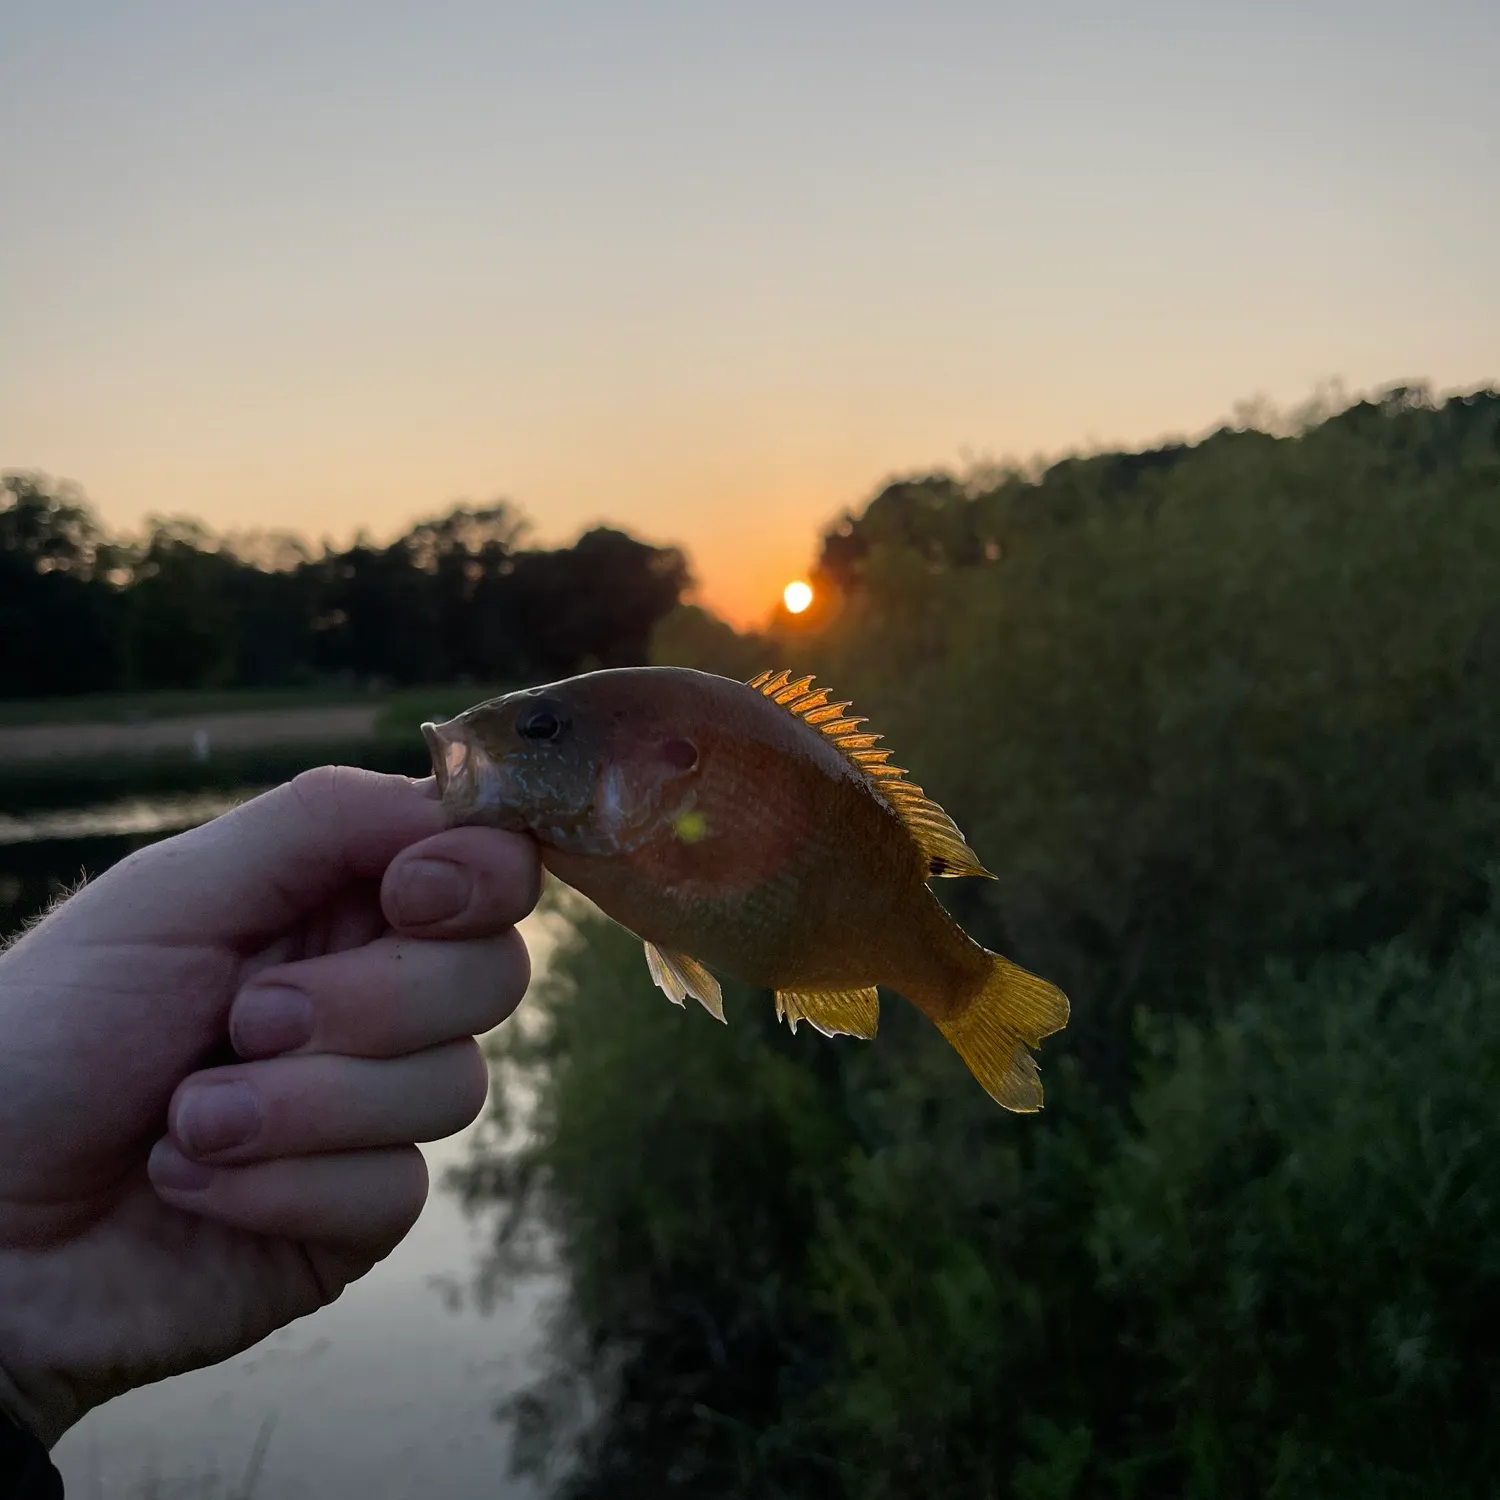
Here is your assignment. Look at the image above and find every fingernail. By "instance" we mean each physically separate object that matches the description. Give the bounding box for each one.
[232,985,313,1058]
[175,1081,261,1157]
[149,1139,215,1192]
[394,857,471,926]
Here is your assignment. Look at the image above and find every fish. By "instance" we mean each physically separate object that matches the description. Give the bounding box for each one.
[422,665,1069,1111]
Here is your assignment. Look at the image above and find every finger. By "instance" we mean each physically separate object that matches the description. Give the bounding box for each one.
[300,880,389,958]
[381,825,541,938]
[229,929,529,1060]
[42,768,450,950]
[148,1141,428,1253]
[167,1042,489,1165]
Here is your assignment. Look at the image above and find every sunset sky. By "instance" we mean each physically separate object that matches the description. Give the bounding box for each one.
[3,1,1496,625]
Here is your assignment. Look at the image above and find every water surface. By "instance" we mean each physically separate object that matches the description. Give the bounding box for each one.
[0,791,256,846]
[0,793,563,1499]
[54,1106,558,1499]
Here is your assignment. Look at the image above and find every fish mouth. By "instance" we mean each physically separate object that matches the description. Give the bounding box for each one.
[422,720,465,799]
[421,717,515,822]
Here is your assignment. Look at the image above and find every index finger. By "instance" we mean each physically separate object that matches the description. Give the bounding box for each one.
[381,825,541,938]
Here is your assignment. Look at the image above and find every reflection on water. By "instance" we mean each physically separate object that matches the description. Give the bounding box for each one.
[55,1113,557,1500]
[0,791,259,846]
[0,790,564,1498]
[53,1096,559,1499]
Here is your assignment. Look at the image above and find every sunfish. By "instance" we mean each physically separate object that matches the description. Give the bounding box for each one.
[423,666,1069,1111]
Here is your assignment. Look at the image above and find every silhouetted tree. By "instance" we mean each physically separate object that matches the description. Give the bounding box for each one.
[405,503,529,681]
[505,527,691,677]
[123,518,240,690]
[0,472,123,696]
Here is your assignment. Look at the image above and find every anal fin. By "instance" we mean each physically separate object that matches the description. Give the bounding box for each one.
[774,985,880,1039]
[643,942,725,1023]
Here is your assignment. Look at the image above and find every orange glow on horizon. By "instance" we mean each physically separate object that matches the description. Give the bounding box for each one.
[782,580,814,615]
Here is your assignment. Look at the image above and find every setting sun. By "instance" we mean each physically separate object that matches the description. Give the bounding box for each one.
[783,580,814,614]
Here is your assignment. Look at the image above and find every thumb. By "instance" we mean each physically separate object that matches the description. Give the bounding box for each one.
[53,767,449,948]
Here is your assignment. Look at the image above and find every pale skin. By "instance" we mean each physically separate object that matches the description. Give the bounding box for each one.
[0,767,539,1449]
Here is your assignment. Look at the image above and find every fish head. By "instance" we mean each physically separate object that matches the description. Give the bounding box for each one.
[422,671,706,855]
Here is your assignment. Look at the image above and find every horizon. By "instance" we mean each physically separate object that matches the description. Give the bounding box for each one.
[4,1,1497,625]
[10,373,1492,632]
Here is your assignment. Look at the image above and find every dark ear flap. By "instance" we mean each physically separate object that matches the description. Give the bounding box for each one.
[658,738,699,773]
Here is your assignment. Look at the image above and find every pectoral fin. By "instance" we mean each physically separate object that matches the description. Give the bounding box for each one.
[774,985,880,1039]
[643,942,725,1022]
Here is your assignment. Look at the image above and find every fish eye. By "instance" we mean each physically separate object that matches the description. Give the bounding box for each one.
[517,703,566,743]
[660,738,699,772]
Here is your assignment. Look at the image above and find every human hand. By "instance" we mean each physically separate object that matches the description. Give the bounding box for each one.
[0,767,537,1447]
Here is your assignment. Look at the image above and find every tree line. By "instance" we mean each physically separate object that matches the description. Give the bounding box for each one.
[0,478,690,697]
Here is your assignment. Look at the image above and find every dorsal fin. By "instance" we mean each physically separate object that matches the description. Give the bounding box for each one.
[746,669,995,880]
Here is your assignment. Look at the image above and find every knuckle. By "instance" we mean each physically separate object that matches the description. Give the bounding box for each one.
[312,941,412,1057]
[498,928,532,1010]
[486,926,532,992]
[289,763,339,795]
[462,828,542,904]
[341,987,406,1059]
[387,939,438,1033]
[448,932,530,1027]
[288,764,344,811]
[387,1146,430,1225]
[284,766,346,862]
[451,1039,491,1119]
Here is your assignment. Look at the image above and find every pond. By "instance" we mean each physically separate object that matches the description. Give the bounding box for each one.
[0,792,565,1499]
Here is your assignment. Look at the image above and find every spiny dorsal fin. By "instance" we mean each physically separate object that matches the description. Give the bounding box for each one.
[746,669,994,880]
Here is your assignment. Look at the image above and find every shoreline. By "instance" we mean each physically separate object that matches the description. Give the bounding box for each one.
[0,705,385,765]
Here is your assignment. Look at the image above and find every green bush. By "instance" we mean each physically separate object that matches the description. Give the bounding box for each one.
[478,895,1500,1499]
[465,387,1500,1497]
[1094,899,1500,1497]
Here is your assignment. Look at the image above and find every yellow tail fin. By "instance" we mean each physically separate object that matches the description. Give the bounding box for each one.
[934,954,1070,1112]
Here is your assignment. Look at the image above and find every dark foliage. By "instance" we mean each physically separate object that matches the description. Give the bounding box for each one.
[456,384,1500,1498]
[0,481,690,697]
[0,474,124,696]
